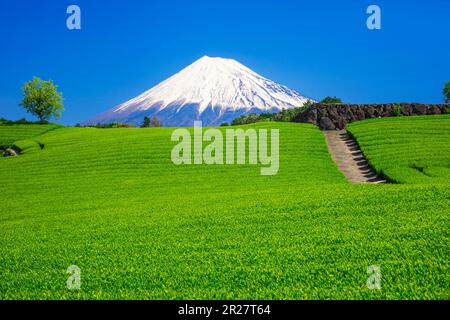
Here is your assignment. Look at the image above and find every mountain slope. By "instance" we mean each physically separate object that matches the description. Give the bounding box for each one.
[85,56,311,126]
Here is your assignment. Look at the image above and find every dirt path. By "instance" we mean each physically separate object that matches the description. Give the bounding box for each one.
[324,130,386,184]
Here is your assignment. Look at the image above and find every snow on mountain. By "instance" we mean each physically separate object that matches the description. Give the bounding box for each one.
[84,56,312,126]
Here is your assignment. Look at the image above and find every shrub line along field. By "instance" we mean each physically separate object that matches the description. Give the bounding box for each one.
[0,117,449,299]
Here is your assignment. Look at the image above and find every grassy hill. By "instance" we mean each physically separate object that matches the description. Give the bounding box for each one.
[0,124,60,148]
[348,115,450,184]
[0,120,448,299]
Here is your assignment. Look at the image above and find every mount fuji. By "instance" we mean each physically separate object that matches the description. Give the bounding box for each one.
[85,56,312,126]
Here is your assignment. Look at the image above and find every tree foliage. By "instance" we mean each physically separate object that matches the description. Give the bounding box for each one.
[141,116,162,127]
[230,100,315,125]
[141,116,151,128]
[320,96,342,104]
[443,82,450,103]
[19,77,64,122]
[150,116,162,127]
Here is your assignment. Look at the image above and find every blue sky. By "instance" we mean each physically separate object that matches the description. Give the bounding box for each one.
[0,0,449,125]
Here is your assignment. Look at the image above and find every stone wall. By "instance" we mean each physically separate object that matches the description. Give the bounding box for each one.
[294,103,450,130]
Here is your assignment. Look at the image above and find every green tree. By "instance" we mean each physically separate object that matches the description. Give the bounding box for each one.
[443,82,450,103]
[320,96,342,104]
[150,116,162,127]
[141,116,151,128]
[393,103,402,116]
[19,77,64,122]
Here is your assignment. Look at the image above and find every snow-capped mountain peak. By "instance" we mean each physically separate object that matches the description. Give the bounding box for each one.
[85,56,311,126]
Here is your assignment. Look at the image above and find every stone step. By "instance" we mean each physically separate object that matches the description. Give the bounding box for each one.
[324,129,386,184]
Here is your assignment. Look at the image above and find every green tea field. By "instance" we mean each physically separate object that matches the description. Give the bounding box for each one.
[348,115,450,184]
[0,124,60,148]
[0,118,449,299]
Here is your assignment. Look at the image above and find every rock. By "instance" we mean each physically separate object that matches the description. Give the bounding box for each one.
[316,106,327,118]
[401,106,412,116]
[382,104,393,116]
[305,107,318,123]
[295,103,449,131]
[328,107,339,120]
[412,104,427,115]
[372,106,382,117]
[364,105,375,118]
[3,148,19,157]
[319,117,336,130]
[340,105,353,121]
[335,118,347,130]
[429,105,441,114]
[354,108,365,120]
